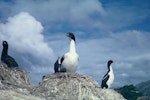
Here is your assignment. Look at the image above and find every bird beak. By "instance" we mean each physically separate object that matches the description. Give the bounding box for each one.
[65,33,69,37]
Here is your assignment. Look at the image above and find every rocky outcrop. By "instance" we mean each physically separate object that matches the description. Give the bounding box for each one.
[0,63,44,100]
[0,63,31,88]
[34,73,125,100]
[0,90,45,100]
[0,63,125,100]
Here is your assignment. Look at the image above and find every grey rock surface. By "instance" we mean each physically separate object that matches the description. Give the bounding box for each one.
[0,90,45,100]
[0,63,31,88]
[0,63,125,100]
[34,73,125,100]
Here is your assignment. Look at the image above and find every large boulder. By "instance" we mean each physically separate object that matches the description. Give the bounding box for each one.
[34,73,125,100]
[0,63,125,100]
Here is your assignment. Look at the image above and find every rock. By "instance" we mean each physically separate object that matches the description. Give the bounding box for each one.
[0,90,45,100]
[0,63,45,100]
[0,63,31,89]
[0,63,125,100]
[34,73,125,100]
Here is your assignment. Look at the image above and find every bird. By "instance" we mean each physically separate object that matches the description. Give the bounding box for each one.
[101,60,114,88]
[1,41,19,68]
[54,32,79,73]
[54,57,61,73]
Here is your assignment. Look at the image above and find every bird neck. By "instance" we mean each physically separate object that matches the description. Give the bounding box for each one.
[2,46,8,57]
[69,39,76,53]
[108,65,113,72]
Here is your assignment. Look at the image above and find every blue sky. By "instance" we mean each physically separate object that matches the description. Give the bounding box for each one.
[0,0,150,88]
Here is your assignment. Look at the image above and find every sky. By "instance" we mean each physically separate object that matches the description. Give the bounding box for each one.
[0,0,150,88]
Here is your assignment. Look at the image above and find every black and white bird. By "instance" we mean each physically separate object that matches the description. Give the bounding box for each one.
[1,41,18,68]
[54,32,79,73]
[54,57,61,73]
[101,60,114,88]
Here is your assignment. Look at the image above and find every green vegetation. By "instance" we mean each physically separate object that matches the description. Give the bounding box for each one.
[136,80,150,97]
[115,85,143,100]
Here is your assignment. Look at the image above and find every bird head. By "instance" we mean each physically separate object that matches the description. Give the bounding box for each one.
[2,41,8,47]
[108,60,113,67]
[65,32,76,42]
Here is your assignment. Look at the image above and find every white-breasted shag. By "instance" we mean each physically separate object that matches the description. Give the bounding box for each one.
[1,41,18,68]
[54,57,61,73]
[54,32,79,73]
[101,60,114,88]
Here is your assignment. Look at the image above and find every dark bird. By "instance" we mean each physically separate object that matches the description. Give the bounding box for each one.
[1,41,18,68]
[101,60,114,88]
[54,32,79,73]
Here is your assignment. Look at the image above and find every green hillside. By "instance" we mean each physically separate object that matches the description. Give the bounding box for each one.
[115,85,143,100]
[136,80,150,97]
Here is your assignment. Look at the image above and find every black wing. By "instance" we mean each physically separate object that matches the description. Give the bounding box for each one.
[60,55,64,65]
[59,55,67,72]
[54,55,66,73]
[3,55,18,68]
[54,57,61,73]
[101,73,109,88]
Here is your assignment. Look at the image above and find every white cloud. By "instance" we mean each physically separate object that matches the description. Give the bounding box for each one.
[0,0,149,33]
[0,0,106,31]
[0,12,54,60]
[121,73,129,77]
[0,12,55,84]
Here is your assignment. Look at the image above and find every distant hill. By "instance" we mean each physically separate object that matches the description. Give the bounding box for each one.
[115,85,143,100]
[136,80,150,97]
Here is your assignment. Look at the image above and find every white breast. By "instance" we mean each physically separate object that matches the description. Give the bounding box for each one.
[106,66,114,88]
[61,52,79,73]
